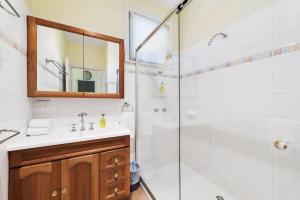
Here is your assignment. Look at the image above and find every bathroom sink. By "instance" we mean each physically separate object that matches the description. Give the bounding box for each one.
[4,123,131,151]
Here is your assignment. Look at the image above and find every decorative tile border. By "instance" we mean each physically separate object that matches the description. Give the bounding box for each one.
[128,42,300,79]
[182,42,300,78]
[0,30,27,56]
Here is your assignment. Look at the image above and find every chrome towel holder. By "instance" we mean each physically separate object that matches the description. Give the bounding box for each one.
[0,129,20,144]
[0,0,20,18]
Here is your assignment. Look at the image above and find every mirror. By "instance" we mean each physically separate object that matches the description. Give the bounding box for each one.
[37,25,84,93]
[83,36,120,94]
[28,16,124,98]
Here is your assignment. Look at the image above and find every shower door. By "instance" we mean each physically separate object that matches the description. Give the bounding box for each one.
[179,0,300,200]
[135,13,180,200]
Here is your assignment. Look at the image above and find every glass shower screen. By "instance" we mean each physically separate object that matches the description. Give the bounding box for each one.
[137,0,300,199]
[135,12,180,200]
[179,0,300,200]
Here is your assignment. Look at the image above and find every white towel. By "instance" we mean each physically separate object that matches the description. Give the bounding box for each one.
[29,119,52,128]
[26,128,50,136]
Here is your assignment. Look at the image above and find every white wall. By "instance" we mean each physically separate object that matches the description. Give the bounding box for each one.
[26,0,169,39]
[180,0,300,200]
[0,1,33,199]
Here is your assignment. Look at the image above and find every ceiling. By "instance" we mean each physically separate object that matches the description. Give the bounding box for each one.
[152,0,182,8]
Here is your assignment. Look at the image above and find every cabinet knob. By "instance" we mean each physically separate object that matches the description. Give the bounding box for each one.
[51,190,58,197]
[114,158,119,164]
[114,173,119,179]
[62,187,68,194]
[114,187,119,195]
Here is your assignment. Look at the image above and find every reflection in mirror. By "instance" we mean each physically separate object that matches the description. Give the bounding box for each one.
[83,36,120,94]
[37,25,83,92]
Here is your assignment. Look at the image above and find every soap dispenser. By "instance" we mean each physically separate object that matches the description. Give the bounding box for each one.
[99,114,106,128]
[159,82,165,96]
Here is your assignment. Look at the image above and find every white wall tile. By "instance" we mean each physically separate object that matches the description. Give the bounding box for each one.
[180,1,300,199]
[245,94,272,116]
[246,72,272,94]
[273,94,300,120]
[273,53,300,94]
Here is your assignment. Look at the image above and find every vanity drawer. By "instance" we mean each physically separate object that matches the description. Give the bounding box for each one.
[100,179,130,200]
[101,165,130,185]
[9,136,130,168]
[100,148,130,171]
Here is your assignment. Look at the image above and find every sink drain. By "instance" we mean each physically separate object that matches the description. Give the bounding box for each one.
[216,196,224,200]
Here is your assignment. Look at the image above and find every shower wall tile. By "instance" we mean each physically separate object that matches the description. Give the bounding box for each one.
[245,72,273,94]
[273,165,300,196]
[245,59,273,75]
[245,94,272,116]
[273,0,300,48]
[272,99,300,199]
[273,94,300,120]
[273,52,300,94]
[273,186,299,200]
[226,95,245,113]
[245,171,273,200]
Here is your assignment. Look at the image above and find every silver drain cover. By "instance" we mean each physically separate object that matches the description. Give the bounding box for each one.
[216,196,224,200]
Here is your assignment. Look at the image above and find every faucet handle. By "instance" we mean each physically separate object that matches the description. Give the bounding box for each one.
[78,112,88,117]
[89,122,95,130]
[71,124,77,132]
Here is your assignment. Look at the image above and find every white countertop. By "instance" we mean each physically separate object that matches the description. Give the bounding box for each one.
[3,123,132,152]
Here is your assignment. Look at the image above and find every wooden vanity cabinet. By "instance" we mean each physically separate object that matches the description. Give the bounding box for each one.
[61,154,99,200]
[8,136,130,200]
[9,161,61,200]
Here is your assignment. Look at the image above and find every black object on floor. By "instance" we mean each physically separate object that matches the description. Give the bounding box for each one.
[130,161,140,192]
[130,181,140,192]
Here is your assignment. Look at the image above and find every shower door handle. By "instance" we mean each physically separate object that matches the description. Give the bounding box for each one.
[274,140,288,150]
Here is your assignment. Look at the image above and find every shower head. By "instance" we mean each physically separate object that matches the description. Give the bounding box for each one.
[45,58,68,75]
[208,32,228,46]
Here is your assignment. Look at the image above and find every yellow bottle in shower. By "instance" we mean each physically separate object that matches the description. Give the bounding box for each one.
[99,114,106,128]
[159,82,165,95]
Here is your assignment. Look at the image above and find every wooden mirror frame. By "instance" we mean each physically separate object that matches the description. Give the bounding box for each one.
[27,16,124,98]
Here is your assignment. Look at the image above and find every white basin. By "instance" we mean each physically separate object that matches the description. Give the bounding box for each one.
[4,123,131,151]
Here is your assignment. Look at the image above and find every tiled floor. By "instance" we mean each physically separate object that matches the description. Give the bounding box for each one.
[131,186,150,200]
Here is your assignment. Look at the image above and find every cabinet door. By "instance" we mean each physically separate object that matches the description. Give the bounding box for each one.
[9,161,61,200]
[61,154,99,200]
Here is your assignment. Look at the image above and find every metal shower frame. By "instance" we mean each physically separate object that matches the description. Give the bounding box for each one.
[134,0,194,199]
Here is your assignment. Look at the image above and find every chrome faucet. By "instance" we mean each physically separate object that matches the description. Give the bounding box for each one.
[78,112,88,131]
